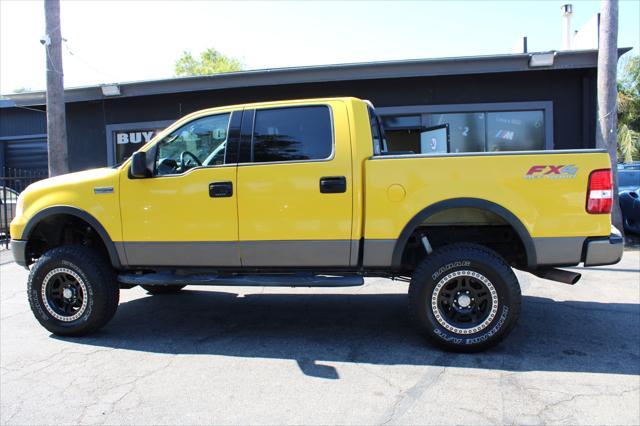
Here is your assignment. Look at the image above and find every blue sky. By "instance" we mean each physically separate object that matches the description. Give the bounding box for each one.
[0,0,638,93]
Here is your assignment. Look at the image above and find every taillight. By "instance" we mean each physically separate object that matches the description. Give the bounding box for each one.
[586,169,613,214]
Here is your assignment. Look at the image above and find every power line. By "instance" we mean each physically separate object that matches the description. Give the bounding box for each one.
[14,105,46,114]
[62,38,119,81]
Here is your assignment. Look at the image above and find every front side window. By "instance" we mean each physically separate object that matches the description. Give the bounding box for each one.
[155,113,230,175]
[252,106,332,163]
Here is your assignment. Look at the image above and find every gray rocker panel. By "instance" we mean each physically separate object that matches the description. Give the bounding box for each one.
[122,240,354,268]
[239,240,352,267]
[123,242,240,267]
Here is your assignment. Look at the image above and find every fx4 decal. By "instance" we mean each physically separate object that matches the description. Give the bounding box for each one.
[524,164,578,179]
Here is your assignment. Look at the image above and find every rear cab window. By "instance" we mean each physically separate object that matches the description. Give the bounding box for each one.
[250,105,333,163]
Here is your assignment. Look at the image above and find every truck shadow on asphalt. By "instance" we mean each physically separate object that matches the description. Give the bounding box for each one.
[54,290,640,379]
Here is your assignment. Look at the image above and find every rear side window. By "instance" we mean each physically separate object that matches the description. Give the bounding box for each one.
[252,106,332,163]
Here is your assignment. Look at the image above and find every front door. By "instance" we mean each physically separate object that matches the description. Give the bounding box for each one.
[120,109,241,267]
[236,102,353,267]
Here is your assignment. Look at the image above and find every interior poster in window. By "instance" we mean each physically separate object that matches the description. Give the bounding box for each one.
[420,125,449,154]
[113,127,166,163]
[486,111,544,151]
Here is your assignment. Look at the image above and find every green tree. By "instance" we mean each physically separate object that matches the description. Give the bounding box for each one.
[617,55,640,162]
[174,48,242,77]
[13,87,31,93]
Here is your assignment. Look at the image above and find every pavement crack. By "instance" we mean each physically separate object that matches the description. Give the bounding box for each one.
[355,363,401,392]
[536,387,640,420]
[379,366,447,425]
[75,355,177,424]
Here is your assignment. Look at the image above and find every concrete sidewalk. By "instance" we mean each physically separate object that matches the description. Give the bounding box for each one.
[0,248,13,266]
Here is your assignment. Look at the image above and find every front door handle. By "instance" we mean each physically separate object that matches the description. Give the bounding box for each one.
[319,176,346,194]
[209,181,233,198]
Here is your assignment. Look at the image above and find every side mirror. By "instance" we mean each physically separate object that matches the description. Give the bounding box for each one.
[130,151,150,178]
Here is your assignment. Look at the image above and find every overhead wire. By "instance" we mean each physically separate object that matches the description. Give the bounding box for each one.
[62,38,119,81]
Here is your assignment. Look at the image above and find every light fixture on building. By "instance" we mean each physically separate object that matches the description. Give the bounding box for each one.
[529,52,556,68]
[101,84,121,97]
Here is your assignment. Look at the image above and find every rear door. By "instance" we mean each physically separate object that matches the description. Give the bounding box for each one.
[236,101,353,267]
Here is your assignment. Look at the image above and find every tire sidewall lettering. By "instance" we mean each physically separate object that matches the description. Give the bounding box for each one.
[431,260,471,281]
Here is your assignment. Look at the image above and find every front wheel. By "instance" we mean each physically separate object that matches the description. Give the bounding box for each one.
[408,243,521,352]
[27,246,119,336]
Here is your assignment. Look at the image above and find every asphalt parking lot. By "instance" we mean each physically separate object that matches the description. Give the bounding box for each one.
[1,249,639,425]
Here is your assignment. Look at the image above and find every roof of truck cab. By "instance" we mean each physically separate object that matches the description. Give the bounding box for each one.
[188,97,362,115]
[146,97,362,139]
[1,48,632,107]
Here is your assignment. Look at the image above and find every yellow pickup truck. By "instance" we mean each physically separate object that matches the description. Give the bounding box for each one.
[10,97,622,351]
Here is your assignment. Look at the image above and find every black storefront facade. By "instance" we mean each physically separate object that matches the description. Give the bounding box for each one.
[0,49,630,174]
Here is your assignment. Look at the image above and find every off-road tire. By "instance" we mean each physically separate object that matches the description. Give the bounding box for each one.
[27,245,119,336]
[141,285,186,295]
[408,243,521,352]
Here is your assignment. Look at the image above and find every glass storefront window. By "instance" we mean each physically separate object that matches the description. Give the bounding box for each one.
[380,107,546,154]
[486,111,545,152]
[425,112,485,153]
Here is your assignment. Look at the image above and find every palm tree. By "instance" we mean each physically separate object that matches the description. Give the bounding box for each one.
[617,55,640,163]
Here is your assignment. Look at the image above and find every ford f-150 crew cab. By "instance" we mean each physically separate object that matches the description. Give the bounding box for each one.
[10,97,623,351]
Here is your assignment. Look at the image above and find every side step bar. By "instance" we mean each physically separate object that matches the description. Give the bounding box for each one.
[118,272,365,288]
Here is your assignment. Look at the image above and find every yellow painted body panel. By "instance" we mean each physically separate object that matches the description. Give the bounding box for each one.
[345,99,373,242]
[364,153,611,240]
[237,100,353,242]
[10,168,121,241]
[119,166,238,242]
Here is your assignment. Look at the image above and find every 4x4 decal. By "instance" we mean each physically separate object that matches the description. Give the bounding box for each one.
[525,164,578,179]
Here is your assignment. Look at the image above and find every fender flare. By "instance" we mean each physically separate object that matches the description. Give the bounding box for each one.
[22,206,123,269]
[391,198,537,269]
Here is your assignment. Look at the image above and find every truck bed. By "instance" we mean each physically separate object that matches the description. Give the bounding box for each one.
[362,149,613,268]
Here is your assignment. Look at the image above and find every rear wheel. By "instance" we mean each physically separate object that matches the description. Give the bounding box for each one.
[141,285,186,295]
[408,243,521,352]
[28,246,119,336]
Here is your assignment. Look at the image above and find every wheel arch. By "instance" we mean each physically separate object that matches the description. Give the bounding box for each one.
[392,198,536,269]
[22,206,123,269]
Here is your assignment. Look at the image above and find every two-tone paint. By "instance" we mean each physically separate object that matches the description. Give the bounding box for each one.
[10,97,621,271]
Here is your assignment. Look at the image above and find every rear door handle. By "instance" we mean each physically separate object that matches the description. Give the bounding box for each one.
[319,176,346,194]
[209,181,233,198]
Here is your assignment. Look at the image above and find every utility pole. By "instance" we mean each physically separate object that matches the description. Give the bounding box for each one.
[597,0,623,232]
[44,0,68,176]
